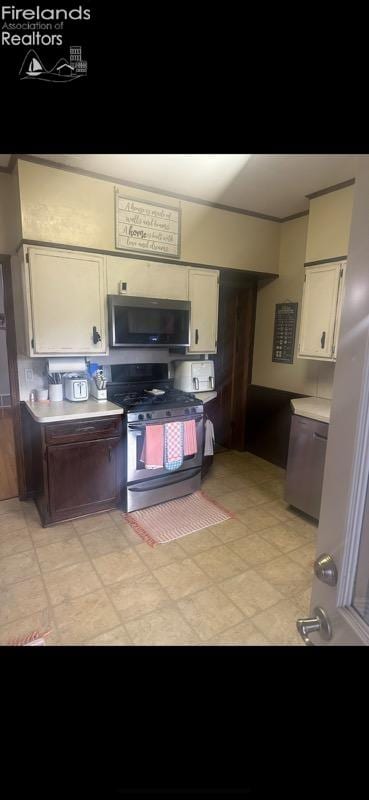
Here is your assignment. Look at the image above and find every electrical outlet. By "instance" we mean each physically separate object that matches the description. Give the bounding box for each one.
[25,368,33,383]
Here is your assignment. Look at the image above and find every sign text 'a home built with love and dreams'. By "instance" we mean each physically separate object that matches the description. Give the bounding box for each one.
[115,191,181,258]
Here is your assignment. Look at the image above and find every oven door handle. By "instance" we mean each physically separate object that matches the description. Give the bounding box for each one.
[128,415,203,429]
[128,467,202,491]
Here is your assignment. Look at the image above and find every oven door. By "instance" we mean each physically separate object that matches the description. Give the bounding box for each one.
[127,466,202,512]
[127,414,203,484]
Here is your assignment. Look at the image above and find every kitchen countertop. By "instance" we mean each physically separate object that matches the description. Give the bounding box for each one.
[194,391,217,403]
[25,399,124,424]
[291,397,331,423]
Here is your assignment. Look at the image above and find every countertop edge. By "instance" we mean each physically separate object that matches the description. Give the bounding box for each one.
[291,397,331,424]
[24,400,124,424]
[194,391,217,403]
[293,409,330,423]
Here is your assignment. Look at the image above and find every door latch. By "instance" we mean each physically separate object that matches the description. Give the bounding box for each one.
[314,553,338,586]
[296,606,332,645]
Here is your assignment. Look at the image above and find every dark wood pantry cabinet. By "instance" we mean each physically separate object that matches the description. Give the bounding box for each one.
[21,408,124,526]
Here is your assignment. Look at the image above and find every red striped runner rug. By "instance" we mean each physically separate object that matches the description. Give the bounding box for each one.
[123,490,234,548]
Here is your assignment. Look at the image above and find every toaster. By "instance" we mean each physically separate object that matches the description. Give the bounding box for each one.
[64,377,89,402]
[173,360,215,393]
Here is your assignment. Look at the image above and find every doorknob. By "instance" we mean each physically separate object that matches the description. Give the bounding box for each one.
[314,553,338,586]
[296,606,332,645]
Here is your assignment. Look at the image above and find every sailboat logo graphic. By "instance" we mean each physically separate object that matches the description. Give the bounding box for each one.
[19,49,87,82]
[25,55,44,76]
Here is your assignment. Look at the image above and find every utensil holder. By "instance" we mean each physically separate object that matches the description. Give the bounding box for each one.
[48,384,63,402]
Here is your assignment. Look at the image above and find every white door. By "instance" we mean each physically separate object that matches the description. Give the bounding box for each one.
[27,248,107,355]
[298,263,342,359]
[188,269,219,353]
[296,158,369,645]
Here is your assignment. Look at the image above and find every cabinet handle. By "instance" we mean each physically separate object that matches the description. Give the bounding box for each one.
[75,425,96,433]
[108,446,112,462]
[195,329,199,345]
[92,326,101,344]
[313,432,328,441]
[320,331,326,349]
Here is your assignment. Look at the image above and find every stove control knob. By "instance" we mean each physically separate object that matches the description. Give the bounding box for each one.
[184,408,190,415]
[138,414,144,421]
[146,413,152,420]
[166,411,172,417]
[191,408,197,414]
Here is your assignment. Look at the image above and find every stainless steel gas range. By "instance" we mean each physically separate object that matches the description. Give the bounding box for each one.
[107,364,204,512]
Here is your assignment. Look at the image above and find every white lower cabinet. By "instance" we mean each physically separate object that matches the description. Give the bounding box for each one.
[24,247,108,356]
[188,268,219,353]
[107,257,188,300]
[298,261,346,361]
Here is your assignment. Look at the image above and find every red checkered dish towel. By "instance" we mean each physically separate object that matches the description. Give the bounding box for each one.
[164,421,184,471]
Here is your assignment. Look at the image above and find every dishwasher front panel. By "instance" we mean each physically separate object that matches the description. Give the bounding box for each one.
[285,414,329,520]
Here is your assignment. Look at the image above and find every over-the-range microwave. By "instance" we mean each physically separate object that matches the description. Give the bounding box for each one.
[108,295,191,348]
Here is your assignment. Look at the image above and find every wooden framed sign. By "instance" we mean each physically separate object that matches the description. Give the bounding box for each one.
[115,190,181,258]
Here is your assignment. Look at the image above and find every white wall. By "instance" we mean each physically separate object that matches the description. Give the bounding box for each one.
[252,215,335,398]
[17,159,280,274]
[0,169,22,255]
[16,349,203,401]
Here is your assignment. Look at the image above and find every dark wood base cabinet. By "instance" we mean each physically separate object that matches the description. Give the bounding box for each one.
[21,406,124,527]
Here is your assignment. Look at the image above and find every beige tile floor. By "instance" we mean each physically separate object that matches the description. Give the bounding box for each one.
[0,450,317,646]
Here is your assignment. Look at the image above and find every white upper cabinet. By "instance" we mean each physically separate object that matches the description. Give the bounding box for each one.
[188,268,219,353]
[298,261,346,361]
[107,257,188,300]
[24,247,108,356]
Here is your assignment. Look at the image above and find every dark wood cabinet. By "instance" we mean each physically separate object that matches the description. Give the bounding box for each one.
[48,437,122,522]
[21,405,124,526]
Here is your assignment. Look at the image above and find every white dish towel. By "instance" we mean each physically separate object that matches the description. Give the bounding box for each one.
[204,418,215,456]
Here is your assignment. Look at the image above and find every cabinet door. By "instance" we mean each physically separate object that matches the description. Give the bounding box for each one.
[47,437,121,521]
[27,247,107,355]
[107,257,188,300]
[332,262,346,359]
[298,263,341,359]
[188,269,219,353]
[285,415,328,520]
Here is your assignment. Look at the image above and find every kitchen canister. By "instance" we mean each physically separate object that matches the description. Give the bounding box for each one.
[36,389,49,402]
[48,384,63,402]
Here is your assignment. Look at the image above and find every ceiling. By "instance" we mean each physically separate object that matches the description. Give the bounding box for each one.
[0,153,361,218]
